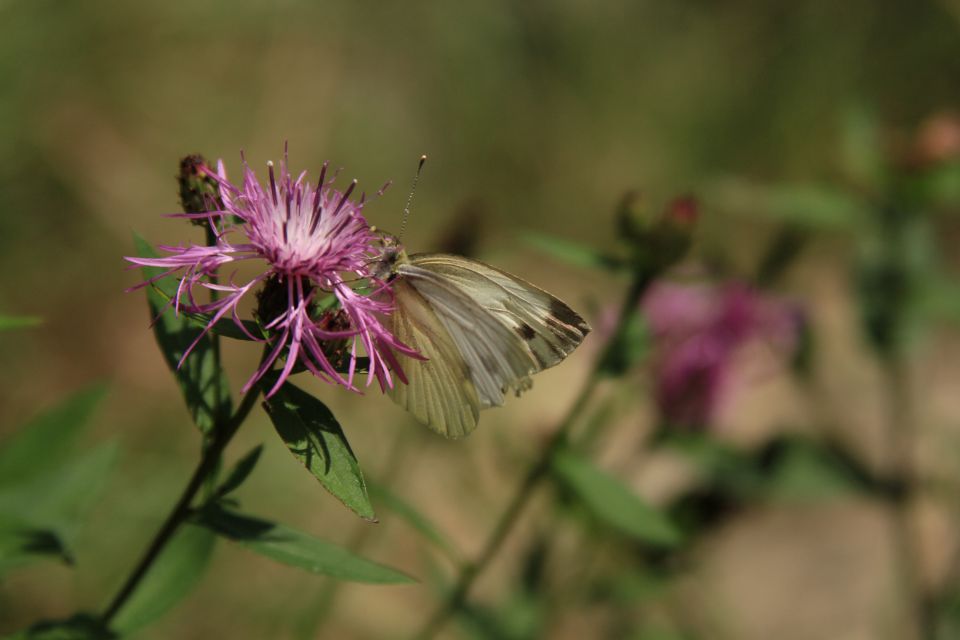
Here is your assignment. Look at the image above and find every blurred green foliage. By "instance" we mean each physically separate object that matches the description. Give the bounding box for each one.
[2,1,960,639]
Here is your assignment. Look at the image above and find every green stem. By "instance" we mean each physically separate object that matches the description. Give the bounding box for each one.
[99,381,262,626]
[883,355,933,639]
[200,225,225,499]
[204,225,224,428]
[411,270,653,640]
[412,378,598,640]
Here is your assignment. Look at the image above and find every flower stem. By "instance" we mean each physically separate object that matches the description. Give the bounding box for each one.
[412,377,598,640]
[883,354,933,639]
[411,271,654,640]
[98,384,262,627]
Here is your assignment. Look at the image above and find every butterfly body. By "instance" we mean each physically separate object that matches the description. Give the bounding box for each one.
[380,245,590,438]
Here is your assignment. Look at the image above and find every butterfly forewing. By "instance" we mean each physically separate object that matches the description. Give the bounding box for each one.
[399,262,541,406]
[406,255,590,370]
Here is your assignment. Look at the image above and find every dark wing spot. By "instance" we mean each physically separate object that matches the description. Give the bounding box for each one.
[517,323,537,340]
[549,298,590,335]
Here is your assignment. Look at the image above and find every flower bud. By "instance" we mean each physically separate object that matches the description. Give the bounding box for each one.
[178,154,222,221]
[644,196,699,273]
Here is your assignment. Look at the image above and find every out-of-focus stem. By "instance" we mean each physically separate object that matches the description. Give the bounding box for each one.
[99,386,261,625]
[411,271,654,640]
[200,224,226,500]
[883,354,933,640]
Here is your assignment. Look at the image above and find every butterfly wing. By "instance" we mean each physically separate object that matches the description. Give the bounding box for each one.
[387,253,590,437]
[406,254,591,371]
[387,278,482,438]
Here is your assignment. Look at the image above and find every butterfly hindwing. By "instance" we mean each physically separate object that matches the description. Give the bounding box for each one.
[386,278,481,438]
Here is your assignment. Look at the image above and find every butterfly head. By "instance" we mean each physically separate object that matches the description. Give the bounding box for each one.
[369,230,408,282]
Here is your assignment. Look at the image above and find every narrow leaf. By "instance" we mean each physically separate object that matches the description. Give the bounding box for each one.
[369,484,460,562]
[194,504,414,584]
[142,281,262,342]
[762,438,863,500]
[0,384,107,485]
[134,233,232,435]
[0,315,42,331]
[215,444,264,498]
[0,442,119,538]
[264,382,374,520]
[0,522,73,574]
[840,106,885,190]
[524,233,623,270]
[709,179,866,231]
[111,524,216,635]
[552,450,681,547]
[9,614,114,640]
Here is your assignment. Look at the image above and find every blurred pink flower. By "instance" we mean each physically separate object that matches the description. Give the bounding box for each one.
[127,151,419,397]
[642,282,800,428]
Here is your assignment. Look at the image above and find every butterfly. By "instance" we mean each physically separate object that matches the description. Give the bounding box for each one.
[373,236,591,438]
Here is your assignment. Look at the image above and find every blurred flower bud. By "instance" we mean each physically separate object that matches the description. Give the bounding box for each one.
[913,111,960,167]
[664,195,699,227]
[178,154,222,221]
[648,195,698,269]
[615,190,647,241]
[616,192,699,275]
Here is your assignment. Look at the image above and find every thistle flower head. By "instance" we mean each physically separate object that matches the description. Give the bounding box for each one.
[643,281,800,429]
[127,150,418,397]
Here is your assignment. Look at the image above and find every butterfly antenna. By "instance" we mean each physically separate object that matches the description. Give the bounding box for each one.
[399,154,427,242]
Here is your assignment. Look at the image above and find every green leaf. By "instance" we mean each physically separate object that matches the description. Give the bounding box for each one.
[0,523,73,574]
[916,275,960,323]
[0,315,42,331]
[146,290,262,342]
[764,441,861,500]
[658,431,747,475]
[9,614,114,640]
[215,444,264,498]
[185,311,262,342]
[0,388,114,575]
[552,450,681,547]
[134,233,232,435]
[263,382,374,520]
[0,384,107,486]
[840,106,885,190]
[919,160,960,207]
[111,524,216,635]
[0,442,119,543]
[709,179,866,231]
[524,232,623,270]
[193,504,414,584]
[368,484,460,562]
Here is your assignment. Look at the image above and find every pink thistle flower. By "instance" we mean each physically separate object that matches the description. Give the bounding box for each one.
[642,281,801,429]
[126,151,419,397]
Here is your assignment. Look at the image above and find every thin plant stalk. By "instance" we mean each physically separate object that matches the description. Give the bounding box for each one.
[411,270,655,640]
[883,353,933,640]
[99,350,266,627]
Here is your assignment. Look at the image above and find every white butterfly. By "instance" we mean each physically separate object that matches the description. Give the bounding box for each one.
[374,237,591,438]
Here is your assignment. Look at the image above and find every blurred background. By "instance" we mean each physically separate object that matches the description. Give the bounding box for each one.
[2,1,960,638]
